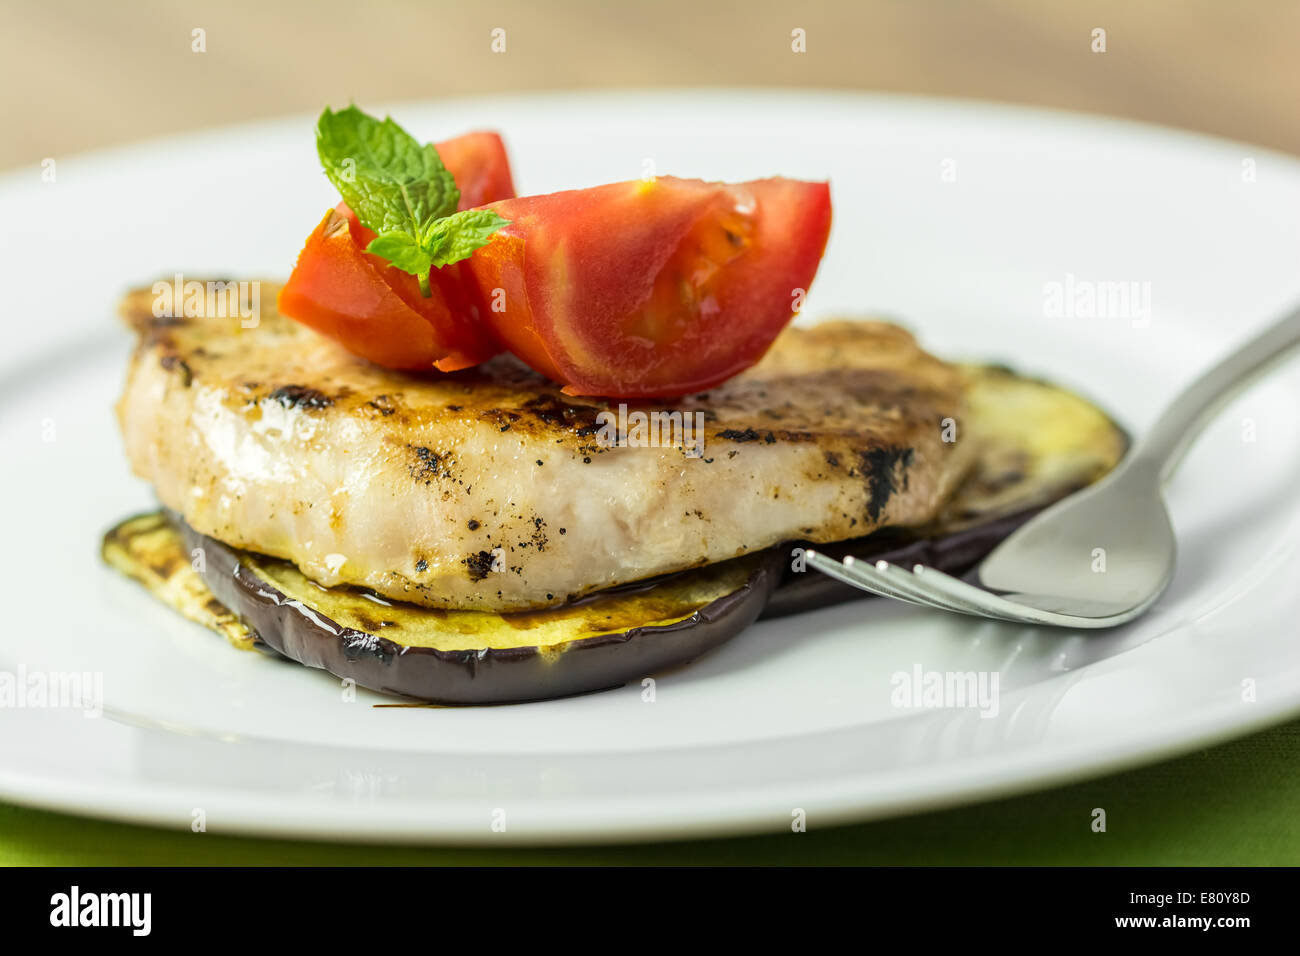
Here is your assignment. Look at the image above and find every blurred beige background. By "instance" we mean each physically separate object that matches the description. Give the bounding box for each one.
[3,0,1299,171]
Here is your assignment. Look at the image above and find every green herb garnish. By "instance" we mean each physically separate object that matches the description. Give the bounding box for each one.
[316,105,508,295]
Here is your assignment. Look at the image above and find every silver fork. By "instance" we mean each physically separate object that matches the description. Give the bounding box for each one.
[806,301,1300,628]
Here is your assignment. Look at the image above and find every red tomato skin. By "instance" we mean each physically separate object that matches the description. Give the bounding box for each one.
[435,131,517,210]
[463,177,833,398]
[459,226,561,380]
[329,205,496,371]
[338,130,516,235]
[277,210,446,370]
[279,131,516,371]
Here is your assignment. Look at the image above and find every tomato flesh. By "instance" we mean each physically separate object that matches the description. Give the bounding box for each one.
[276,209,491,371]
[278,131,516,371]
[462,176,832,398]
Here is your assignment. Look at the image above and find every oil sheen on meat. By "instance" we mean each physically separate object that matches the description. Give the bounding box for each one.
[116,282,976,610]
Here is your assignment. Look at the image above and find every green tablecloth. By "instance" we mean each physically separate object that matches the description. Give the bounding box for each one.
[4,719,1297,865]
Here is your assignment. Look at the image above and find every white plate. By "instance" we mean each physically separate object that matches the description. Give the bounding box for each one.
[2,90,1299,844]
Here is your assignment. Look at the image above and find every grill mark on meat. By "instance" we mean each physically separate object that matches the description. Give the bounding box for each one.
[465,550,496,581]
[115,281,977,611]
[409,445,455,483]
[159,354,192,387]
[269,385,333,410]
[860,446,915,522]
[517,394,603,431]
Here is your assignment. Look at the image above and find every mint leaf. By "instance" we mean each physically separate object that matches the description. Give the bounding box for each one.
[423,209,512,268]
[314,105,510,296]
[366,231,433,276]
[316,105,459,236]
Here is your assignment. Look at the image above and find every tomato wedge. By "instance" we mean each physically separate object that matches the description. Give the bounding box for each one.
[434,131,516,211]
[277,131,515,371]
[277,208,492,371]
[462,176,832,397]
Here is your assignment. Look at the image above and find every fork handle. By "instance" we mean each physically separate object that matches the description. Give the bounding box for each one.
[1132,301,1300,483]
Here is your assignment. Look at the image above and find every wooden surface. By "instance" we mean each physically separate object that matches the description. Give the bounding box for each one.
[3,0,1299,171]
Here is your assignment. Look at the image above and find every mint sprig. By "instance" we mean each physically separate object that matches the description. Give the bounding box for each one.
[316,105,508,295]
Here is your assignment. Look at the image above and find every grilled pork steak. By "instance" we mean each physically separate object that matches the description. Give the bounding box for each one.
[116,282,975,610]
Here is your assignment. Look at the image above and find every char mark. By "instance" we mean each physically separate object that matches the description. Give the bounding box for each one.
[160,354,193,387]
[861,446,915,523]
[269,385,333,410]
[718,427,777,444]
[465,550,496,581]
[409,445,455,483]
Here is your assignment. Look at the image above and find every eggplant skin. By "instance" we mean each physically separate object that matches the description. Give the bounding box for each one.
[181,521,781,705]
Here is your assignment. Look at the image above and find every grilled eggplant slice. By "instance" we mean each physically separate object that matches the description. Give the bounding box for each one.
[102,512,258,651]
[102,511,780,703]
[101,361,1125,704]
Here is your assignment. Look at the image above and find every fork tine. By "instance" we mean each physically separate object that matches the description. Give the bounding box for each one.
[807,550,1038,625]
[804,551,936,609]
[866,560,998,617]
[810,548,1131,628]
[811,551,982,616]
[842,556,949,608]
[906,563,1033,623]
